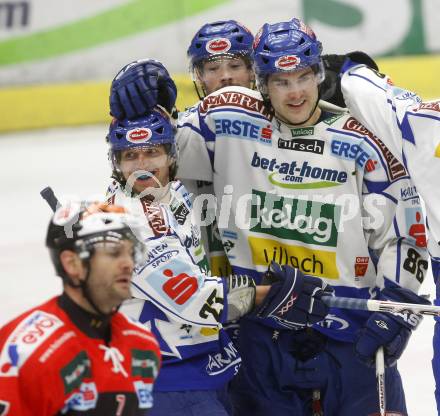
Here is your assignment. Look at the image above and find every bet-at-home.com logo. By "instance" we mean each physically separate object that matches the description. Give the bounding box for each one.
[250,190,341,247]
[250,151,348,189]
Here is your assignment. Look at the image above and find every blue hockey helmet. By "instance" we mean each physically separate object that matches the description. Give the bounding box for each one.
[187,20,255,98]
[253,18,324,90]
[187,19,254,69]
[107,108,177,183]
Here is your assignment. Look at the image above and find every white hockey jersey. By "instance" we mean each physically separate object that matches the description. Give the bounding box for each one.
[178,105,232,278]
[106,180,240,391]
[341,64,440,263]
[176,86,429,342]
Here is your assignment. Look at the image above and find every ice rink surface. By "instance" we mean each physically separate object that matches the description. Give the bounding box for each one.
[0,125,437,415]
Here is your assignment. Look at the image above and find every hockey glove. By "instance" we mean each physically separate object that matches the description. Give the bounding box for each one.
[251,263,333,330]
[320,51,379,107]
[110,59,177,119]
[355,284,430,367]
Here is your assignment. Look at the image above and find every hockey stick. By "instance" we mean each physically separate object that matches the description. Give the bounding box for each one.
[40,186,60,212]
[376,347,386,416]
[322,295,436,316]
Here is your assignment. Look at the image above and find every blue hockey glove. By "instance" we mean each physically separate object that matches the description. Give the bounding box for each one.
[355,284,430,367]
[320,51,378,107]
[110,59,177,119]
[251,263,333,330]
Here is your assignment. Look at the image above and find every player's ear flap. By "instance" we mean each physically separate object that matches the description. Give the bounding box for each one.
[59,250,83,281]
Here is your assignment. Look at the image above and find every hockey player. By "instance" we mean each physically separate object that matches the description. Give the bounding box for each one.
[110,20,255,279]
[110,20,254,120]
[105,108,332,416]
[320,52,440,414]
[107,19,431,415]
[0,202,161,415]
[186,19,255,99]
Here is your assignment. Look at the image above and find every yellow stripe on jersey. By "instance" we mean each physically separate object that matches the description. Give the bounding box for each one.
[248,236,339,279]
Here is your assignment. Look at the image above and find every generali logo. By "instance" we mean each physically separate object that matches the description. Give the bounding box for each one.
[127,128,152,144]
[342,117,406,181]
[206,38,231,54]
[275,55,300,71]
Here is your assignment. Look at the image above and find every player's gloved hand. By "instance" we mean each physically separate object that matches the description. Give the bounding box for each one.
[320,51,378,107]
[110,59,177,119]
[355,284,430,367]
[251,263,333,330]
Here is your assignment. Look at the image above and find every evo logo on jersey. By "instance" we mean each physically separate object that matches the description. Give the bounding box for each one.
[62,382,97,412]
[248,236,339,279]
[250,190,341,247]
[131,349,159,379]
[206,341,241,376]
[330,137,377,171]
[0,311,64,377]
[214,117,272,145]
[61,351,92,394]
[278,138,324,154]
[251,152,348,189]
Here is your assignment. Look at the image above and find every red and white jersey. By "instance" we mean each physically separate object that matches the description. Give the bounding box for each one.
[0,295,161,415]
[341,64,440,260]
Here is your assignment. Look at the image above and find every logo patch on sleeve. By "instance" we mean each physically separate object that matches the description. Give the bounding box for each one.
[0,311,64,377]
[60,351,92,394]
[131,349,159,379]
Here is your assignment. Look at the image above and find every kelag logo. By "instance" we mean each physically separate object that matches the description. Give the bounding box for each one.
[250,190,341,247]
[250,151,347,189]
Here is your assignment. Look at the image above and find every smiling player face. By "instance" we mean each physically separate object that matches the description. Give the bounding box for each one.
[266,68,321,126]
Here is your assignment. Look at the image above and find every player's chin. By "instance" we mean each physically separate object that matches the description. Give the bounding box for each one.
[113,280,132,300]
